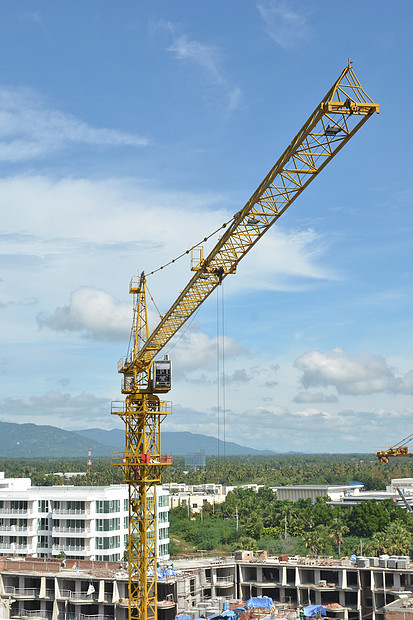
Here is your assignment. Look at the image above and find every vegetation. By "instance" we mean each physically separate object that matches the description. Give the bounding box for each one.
[2,452,413,489]
[163,453,413,490]
[169,487,413,559]
[1,454,413,559]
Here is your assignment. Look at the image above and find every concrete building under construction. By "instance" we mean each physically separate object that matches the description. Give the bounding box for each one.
[0,552,413,620]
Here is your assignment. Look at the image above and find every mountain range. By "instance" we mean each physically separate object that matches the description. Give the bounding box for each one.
[0,420,274,458]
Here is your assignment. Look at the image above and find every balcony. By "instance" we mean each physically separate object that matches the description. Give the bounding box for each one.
[69,591,98,603]
[4,586,38,597]
[0,509,33,516]
[79,615,114,620]
[52,509,88,517]
[1,526,36,535]
[215,575,234,587]
[52,527,89,535]
[52,545,89,555]
[0,543,33,553]
[12,611,52,620]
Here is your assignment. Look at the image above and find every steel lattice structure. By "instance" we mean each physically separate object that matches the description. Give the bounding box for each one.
[111,60,378,620]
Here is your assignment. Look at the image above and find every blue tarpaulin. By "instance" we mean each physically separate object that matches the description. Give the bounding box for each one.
[303,605,326,617]
[221,612,236,618]
[246,597,273,610]
[175,616,191,620]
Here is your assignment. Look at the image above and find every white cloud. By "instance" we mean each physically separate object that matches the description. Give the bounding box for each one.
[166,29,241,111]
[293,391,338,404]
[37,286,132,341]
[294,348,413,396]
[168,329,246,374]
[165,400,413,452]
[0,176,333,326]
[231,228,335,293]
[257,0,312,49]
[0,87,148,162]
[0,391,112,429]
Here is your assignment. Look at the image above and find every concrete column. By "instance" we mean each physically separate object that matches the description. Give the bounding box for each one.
[281,567,287,586]
[295,567,300,586]
[341,568,347,589]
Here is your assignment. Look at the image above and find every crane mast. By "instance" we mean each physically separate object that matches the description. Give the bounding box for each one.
[111,60,378,620]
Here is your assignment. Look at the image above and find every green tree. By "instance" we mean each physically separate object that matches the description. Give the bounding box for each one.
[236,536,258,552]
[330,518,349,558]
[303,525,332,558]
[384,520,412,555]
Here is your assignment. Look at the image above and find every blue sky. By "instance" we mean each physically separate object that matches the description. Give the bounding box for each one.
[0,0,412,453]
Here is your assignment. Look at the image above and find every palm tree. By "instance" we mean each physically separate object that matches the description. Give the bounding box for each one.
[303,525,330,558]
[280,501,295,539]
[384,520,411,555]
[330,518,349,558]
[367,531,388,556]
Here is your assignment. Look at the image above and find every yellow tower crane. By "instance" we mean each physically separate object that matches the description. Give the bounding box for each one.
[111,60,379,620]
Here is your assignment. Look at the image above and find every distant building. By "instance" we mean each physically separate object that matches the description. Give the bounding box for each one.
[185,450,206,471]
[0,472,169,561]
[270,483,364,503]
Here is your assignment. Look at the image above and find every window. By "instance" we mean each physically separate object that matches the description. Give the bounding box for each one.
[38,500,49,513]
[95,518,119,531]
[67,501,84,511]
[96,500,119,514]
[11,501,28,511]
[96,553,120,562]
[159,527,169,540]
[124,516,128,528]
[65,538,84,548]
[38,518,48,530]
[66,519,84,530]
[38,535,48,548]
[95,536,120,550]
[158,494,169,508]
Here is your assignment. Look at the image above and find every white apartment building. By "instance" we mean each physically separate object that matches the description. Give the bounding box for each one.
[0,473,169,562]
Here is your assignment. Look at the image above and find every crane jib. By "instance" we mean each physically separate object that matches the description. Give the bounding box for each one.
[136,61,378,369]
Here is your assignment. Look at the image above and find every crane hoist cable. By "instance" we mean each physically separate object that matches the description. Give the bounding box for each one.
[111,59,379,620]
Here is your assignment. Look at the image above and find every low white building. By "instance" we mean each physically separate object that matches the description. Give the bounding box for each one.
[164,482,236,514]
[270,483,365,503]
[0,473,169,562]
